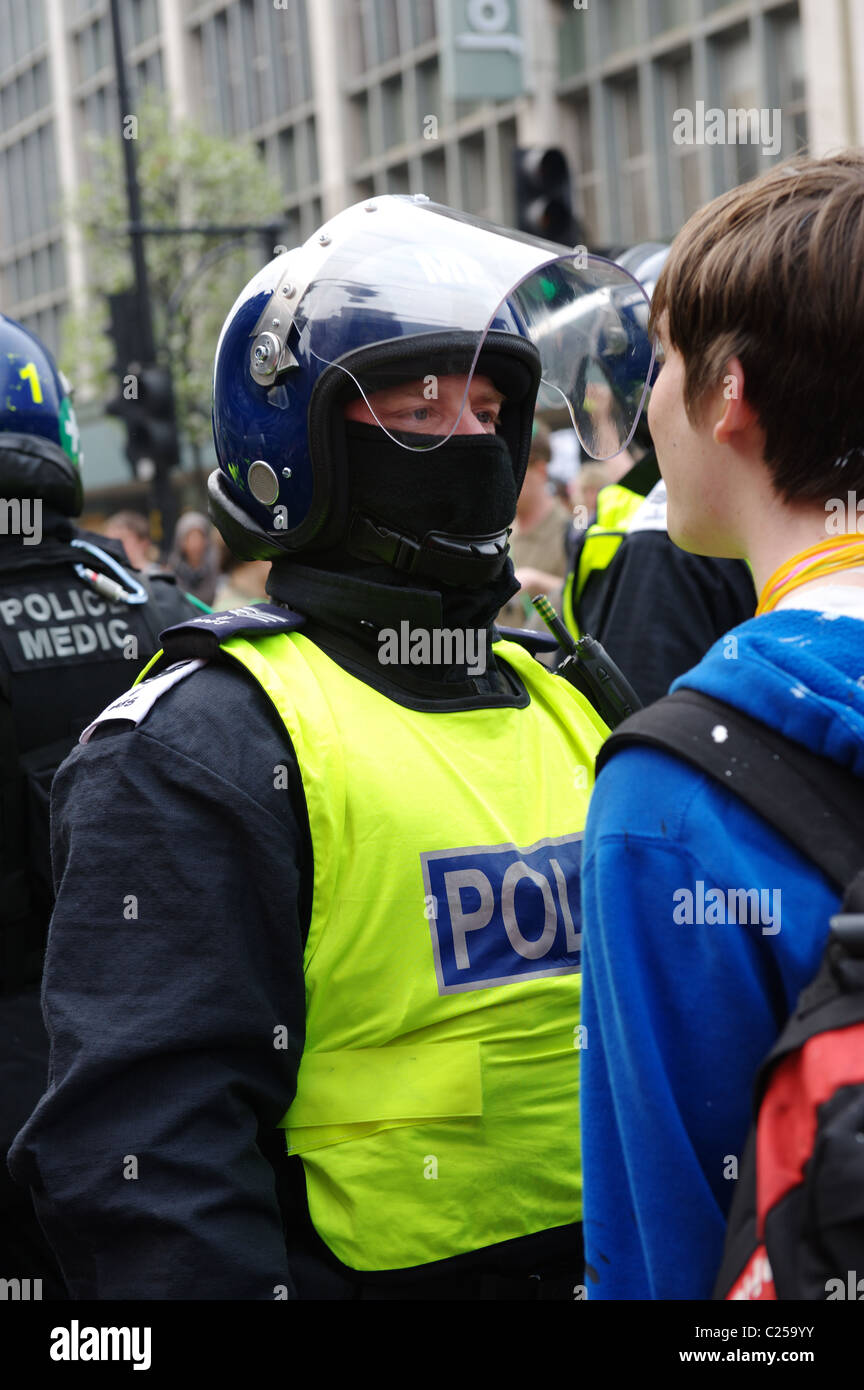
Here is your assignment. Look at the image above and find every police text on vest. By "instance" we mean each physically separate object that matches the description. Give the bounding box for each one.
[421,834,583,993]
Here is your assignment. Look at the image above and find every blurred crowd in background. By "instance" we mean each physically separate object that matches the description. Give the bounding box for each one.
[99,507,271,612]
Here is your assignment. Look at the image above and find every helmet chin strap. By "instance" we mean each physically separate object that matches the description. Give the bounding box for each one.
[340,422,519,590]
[345,513,511,588]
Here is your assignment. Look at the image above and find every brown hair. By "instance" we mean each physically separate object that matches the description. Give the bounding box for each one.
[105,509,150,539]
[651,151,864,503]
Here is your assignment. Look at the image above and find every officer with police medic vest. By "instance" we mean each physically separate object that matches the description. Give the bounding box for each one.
[10,197,655,1299]
[0,315,198,1295]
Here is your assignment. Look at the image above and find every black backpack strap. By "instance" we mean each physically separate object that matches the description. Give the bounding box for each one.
[597,688,864,910]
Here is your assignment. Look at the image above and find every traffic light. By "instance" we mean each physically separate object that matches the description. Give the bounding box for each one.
[107,363,180,481]
[513,147,582,247]
[106,291,179,481]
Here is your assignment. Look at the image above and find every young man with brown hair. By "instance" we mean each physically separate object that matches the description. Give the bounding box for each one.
[580,151,864,1298]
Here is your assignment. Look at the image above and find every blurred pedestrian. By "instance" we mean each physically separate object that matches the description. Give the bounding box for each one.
[498,420,572,632]
[213,555,271,610]
[102,509,156,571]
[169,510,220,606]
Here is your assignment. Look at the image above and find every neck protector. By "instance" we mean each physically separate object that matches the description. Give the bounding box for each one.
[342,421,518,589]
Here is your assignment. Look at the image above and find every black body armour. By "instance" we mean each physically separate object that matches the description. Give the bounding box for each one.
[0,528,195,990]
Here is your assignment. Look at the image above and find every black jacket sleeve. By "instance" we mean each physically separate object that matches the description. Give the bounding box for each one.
[8,657,311,1299]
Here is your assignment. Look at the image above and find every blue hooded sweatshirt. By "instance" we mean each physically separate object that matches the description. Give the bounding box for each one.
[580,599,864,1300]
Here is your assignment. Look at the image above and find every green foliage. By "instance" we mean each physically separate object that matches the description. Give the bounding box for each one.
[60,96,285,447]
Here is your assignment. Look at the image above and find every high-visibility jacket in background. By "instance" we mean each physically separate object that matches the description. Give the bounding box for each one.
[562,482,646,640]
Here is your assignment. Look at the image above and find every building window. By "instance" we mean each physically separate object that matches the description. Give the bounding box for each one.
[279,126,297,193]
[559,6,587,79]
[420,147,447,204]
[0,78,17,130]
[33,58,51,111]
[0,0,47,68]
[660,51,701,233]
[381,75,405,149]
[345,0,374,77]
[272,0,312,109]
[459,133,487,217]
[711,26,761,190]
[21,305,61,359]
[415,58,440,142]
[240,0,263,129]
[604,0,640,54]
[204,10,236,136]
[770,7,808,158]
[74,15,110,85]
[651,0,691,32]
[376,0,401,63]
[350,93,372,163]
[570,96,599,244]
[353,175,375,202]
[496,116,517,226]
[410,0,437,46]
[610,75,651,243]
[133,49,164,99]
[386,161,411,194]
[130,0,160,47]
[306,116,319,185]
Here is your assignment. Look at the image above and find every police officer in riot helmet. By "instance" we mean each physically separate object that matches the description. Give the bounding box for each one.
[0,316,198,1295]
[563,243,756,703]
[10,198,655,1299]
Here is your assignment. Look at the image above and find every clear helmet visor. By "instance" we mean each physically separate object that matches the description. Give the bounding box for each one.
[281,197,655,457]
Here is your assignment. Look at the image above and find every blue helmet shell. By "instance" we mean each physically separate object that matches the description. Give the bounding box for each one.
[0,314,82,515]
[211,265,537,557]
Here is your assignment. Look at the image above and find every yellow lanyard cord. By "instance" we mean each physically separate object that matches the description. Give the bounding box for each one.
[756,534,864,616]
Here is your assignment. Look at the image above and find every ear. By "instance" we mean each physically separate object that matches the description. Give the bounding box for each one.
[713,357,761,446]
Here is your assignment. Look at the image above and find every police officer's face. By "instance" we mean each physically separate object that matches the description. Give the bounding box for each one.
[343,373,504,437]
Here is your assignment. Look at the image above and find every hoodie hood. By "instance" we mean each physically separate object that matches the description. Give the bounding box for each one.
[672,606,864,778]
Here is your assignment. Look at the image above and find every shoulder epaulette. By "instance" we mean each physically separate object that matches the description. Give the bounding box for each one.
[155,603,306,670]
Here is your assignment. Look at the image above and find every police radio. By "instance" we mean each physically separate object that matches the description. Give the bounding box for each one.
[531,593,641,730]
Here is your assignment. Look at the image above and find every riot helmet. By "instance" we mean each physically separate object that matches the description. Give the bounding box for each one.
[0,315,83,517]
[614,242,670,450]
[209,195,656,583]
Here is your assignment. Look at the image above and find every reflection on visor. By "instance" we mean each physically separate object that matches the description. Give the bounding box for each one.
[509,258,657,460]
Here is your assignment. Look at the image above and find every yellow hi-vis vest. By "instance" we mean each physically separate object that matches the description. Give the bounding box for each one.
[562,483,647,639]
[219,628,608,1272]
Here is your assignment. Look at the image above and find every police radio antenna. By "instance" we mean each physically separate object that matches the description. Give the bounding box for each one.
[531,593,641,729]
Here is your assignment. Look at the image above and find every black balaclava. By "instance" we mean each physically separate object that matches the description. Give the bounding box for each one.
[298,420,522,632]
[345,420,519,611]
[295,339,542,627]
[344,421,518,548]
